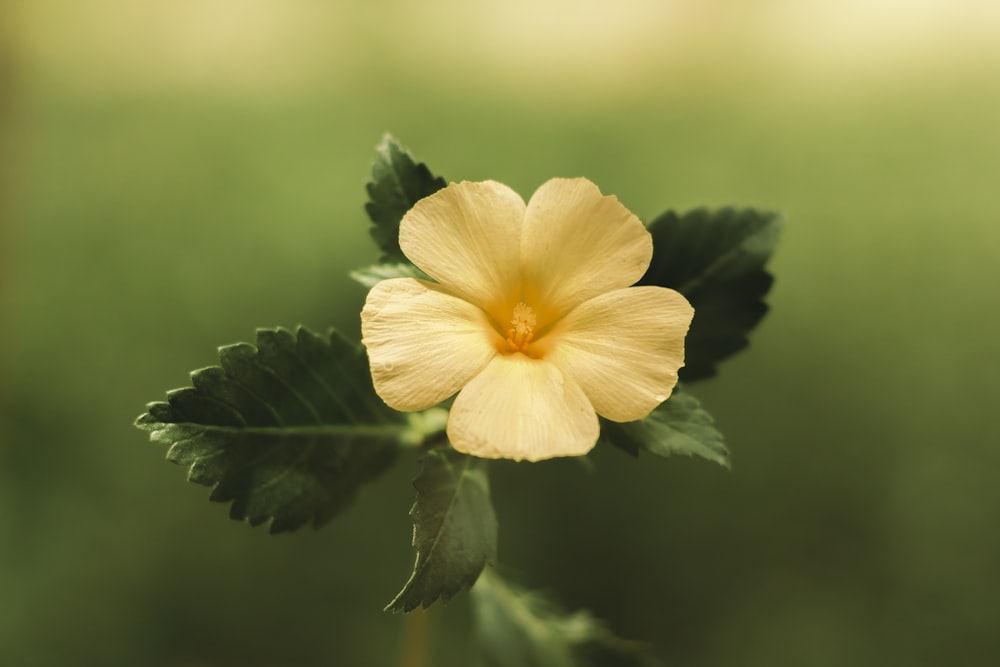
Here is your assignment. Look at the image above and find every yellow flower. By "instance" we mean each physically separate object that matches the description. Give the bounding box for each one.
[361,178,694,462]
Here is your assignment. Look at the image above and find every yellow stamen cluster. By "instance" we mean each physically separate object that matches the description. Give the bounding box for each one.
[506,301,536,353]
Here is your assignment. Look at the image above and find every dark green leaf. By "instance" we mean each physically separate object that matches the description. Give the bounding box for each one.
[386,448,497,612]
[135,327,410,533]
[641,207,782,381]
[365,134,446,263]
[602,386,729,468]
[472,568,662,667]
[349,262,430,289]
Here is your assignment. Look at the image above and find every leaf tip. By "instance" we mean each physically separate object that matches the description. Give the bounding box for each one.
[134,409,157,430]
[377,132,397,150]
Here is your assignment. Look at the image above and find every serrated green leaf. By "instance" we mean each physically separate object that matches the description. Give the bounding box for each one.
[472,568,662,667]
[135,326,411,533]
[349,262,430,289]
[387,448,497,613]
[641,207,782,381]
[602,386,729,468]
[365,135,446,263]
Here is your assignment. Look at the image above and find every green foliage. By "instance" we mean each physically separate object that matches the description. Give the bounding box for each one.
[472,568,662,667]
[365,134,447,264]
[349,261,430,289]
[387,448,498,612]
[135,327,409,533]
[601,385,729,467]
[641,207,782,381]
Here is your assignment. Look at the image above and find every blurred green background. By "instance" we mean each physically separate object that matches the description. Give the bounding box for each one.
[2,1,999,665]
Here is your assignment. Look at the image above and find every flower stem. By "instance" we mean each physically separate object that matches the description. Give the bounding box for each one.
[399,608,431,667]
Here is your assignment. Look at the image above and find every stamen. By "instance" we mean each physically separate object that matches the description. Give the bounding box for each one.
[506,301,536,352]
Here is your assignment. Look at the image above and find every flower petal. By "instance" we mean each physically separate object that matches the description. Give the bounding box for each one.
[361,278,498,412]
[399,180,526,325]
[448,354,599,462]
[541,286,694,422]
[520,178,652,323]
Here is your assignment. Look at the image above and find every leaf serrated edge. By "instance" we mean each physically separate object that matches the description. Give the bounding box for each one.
[386,453,495,613]
[602,388,730,469]
[364,135,446,263]
[134,325,409,534]
[671,208,782,295]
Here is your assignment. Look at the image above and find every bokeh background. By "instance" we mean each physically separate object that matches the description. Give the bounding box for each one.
[2,1,998,665]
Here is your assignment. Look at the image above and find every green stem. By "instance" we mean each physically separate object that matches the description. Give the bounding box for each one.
[399,608,431,667]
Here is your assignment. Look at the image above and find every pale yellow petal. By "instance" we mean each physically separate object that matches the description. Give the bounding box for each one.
[399,180,526,324]
[447,354,599,462]
[520,178,652,323]
[541,286,694,422]
[361,278,498,412]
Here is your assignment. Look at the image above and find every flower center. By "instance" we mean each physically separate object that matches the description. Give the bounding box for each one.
[505,301,536,353]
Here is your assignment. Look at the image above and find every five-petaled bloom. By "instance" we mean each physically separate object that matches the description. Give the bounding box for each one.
[361,178,694,461]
